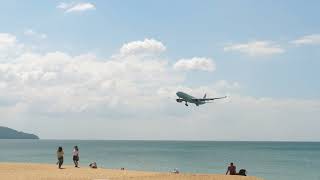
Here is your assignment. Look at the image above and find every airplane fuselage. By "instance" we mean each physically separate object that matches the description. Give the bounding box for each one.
[176,91,205,106]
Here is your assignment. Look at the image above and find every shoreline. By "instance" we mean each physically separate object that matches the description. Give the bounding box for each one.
[3,139,319,143]
[0,162,263,180]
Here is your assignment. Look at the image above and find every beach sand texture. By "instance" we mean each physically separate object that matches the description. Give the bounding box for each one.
[0,163,263,180]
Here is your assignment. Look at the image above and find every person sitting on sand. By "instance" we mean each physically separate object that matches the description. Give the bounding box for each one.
[72,146,80,168]
[226,162,236,175]
[56,146,64,169]
[89,162,97,169]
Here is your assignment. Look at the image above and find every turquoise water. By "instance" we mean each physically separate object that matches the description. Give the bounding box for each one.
[0,140,319,180]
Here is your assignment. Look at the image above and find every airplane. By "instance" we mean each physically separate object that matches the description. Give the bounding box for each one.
[176,91,227,106]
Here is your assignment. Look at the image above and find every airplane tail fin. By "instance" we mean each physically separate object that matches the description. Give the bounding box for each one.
[203,93,206,99]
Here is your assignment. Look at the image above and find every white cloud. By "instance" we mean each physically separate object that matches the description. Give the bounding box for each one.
[0,33,17,49]
[224,41,284,56]
[173,57,215,72]
[0,33,25,60]
[291,34,320,45]
[24,29,47,39]
[119,38,166,56]
[57,2,96,13]
[0,38,179,115]
[0,34,319,141]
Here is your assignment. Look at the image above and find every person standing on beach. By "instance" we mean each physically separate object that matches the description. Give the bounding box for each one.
[73,146,80,168]
[57,146,64,169]
[226,162,236,175]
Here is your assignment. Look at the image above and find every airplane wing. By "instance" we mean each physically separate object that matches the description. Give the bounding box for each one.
[192,96,227,102]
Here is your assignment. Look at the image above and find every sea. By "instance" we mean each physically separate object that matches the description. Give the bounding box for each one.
[0,140,319,180]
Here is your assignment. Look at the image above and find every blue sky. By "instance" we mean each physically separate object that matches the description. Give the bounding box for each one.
[0,1,319,140]
[2,0,319,98]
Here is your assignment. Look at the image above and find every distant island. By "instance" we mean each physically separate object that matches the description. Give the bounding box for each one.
[0,126,39,139]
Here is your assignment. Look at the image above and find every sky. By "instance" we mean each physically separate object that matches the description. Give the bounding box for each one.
[0,0,319,140]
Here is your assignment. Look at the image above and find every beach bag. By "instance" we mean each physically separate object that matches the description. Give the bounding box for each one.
[238,169,247,176]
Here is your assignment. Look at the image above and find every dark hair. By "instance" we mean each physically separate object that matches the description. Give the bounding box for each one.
[230,162,234,166]
[74,146,78,151]
[58,146,63,152]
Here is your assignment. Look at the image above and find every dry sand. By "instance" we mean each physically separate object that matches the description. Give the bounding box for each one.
[0,163,264,180]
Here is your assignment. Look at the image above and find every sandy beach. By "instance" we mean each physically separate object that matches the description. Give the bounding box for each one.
[0,163,263,180]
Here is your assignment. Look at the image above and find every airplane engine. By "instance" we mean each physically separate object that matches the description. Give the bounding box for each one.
[176,99,183,103]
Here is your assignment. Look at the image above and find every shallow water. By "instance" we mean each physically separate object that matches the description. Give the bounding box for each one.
[0,140,319,180]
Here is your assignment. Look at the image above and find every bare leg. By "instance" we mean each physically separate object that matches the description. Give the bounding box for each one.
[58,158,63,169]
